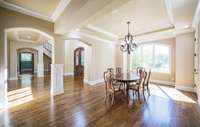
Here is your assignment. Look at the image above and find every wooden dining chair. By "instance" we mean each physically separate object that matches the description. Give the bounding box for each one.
[107,68,114,74]
[136,67,145,75]
[129,70,147,102]
[104,71,123,105]
[143,69,151,96]
[116,67,122,74]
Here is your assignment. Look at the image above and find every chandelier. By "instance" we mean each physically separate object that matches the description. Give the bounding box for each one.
[120,21,137,54]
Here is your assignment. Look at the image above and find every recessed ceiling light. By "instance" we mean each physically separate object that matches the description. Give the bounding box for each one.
[184,25,189,29]
[111,9,118,14]
[27,35,31,39]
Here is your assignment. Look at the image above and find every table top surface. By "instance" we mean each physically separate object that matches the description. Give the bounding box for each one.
[113,72,140,82]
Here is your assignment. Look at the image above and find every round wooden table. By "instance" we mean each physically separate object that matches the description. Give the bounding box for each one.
[113,72,140,102]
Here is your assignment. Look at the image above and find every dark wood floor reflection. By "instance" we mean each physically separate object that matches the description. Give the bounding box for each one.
[1,74,200,127]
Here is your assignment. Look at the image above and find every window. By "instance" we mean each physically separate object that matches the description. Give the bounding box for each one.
[21,53,32,61]
[131,43,170,73]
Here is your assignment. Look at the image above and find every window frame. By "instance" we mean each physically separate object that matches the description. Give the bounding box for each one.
[130,43,172,74]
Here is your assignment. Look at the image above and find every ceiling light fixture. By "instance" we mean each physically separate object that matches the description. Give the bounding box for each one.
[26,35,31,39]
[120,21,138,54]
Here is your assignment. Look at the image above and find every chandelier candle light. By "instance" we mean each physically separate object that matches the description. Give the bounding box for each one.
[120,21,138,54]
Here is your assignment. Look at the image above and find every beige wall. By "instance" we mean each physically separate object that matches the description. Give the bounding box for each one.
[64,40,91,81]
[64,39,116,83]
[175,32,194,88]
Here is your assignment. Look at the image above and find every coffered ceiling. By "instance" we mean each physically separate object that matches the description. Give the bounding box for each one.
[87,0,174,37]
[1,0,199,43]
[54,0,198,42]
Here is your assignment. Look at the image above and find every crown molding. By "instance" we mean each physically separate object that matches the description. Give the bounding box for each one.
[51,0,71,22]
[0,1,53,22]
[0,0,70,22]
[173,27,194,35]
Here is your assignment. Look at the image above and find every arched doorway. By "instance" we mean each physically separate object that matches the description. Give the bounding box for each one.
[74,47,84,78]
[19,52,34,74]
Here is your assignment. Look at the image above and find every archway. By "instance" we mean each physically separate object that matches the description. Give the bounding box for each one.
[74,47,84,78]
[3,27,55,108]
[17,48,38,76]
[5,27,54,79]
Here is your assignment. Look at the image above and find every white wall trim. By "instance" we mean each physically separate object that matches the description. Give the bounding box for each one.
[0,1,52,22]
[84,79,104,85]
[175,85,196,93]
[173,27,194,36]
[0,0,71,22]
[8,77,18,80]
[64,73,74,76]
[150,80,175,86]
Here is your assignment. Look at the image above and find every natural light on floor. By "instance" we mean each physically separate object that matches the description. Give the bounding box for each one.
[8,87,34,107]
[150,84,196,103]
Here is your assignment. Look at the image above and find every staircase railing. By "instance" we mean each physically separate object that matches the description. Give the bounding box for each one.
[43,41,52,54]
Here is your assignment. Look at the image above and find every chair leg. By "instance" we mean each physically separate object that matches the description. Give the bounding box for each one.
[147,86,150,96]
[132,91,135,100]
[111,93,115,105]
[138,90,141,103]
[143,89,146,101]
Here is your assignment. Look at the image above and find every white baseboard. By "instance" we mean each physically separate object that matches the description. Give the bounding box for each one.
[175,85,196,93]
[9,77,18,80]
[150,80,175,86]
[64,73,74,76]
[84,79,104,85]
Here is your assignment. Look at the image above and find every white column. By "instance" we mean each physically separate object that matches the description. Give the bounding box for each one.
[51,35,65,96]
[51,64,64,96]
[0,31,8,108]
[37,45,44,77]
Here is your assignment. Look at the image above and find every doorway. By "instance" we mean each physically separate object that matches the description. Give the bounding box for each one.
[74,47,84,78]
[19,52,34,74]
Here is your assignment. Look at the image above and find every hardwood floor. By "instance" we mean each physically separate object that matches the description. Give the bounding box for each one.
[1,74,200,127]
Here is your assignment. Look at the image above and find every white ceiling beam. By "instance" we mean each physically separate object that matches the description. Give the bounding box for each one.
[86,25,119,39]
[55,0,130,34]
[164,0,174,25]
[51,0,71,22]
[192,0,200,28]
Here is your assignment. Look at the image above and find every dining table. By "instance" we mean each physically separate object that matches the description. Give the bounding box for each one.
[113,72,140,102]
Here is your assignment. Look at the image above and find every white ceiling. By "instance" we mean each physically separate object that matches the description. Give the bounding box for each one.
[88,0,173,37]
[0,0,71,22]
[0,0,198,42]
[7,29,51,44]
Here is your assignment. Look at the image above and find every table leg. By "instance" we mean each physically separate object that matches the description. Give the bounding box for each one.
[126,82,129,103]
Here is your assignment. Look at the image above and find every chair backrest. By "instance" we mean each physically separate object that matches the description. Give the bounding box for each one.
[136,67,145,75]
[107,68,114,74]
[138,70,147,88]
[116,67,122,74]
[104,71,114,91]
[144,69,151,86]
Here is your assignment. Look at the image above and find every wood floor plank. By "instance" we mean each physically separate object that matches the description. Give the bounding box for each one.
[0,74,199,127]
